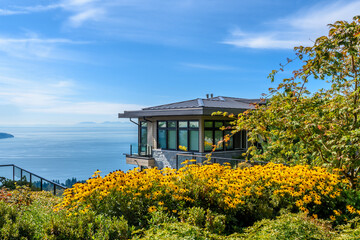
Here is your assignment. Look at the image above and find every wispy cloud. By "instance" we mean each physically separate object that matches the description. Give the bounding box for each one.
[28,102,143,115]
[0,3,62,15]
[222,0,360,49]
[0,35,88,60]
[0,9,26,15]
[0,75,144,117]
[181,63,236,71]
[0,0,104,27]
[68,8,105,27]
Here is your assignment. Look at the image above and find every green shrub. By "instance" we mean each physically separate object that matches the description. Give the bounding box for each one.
[46,210,132,240]
[240,212,334,240]
[179,206,206,228]
[205,210,226,234]
[136,222,225,240]
[335,217,360,240]
[148,209,177,227]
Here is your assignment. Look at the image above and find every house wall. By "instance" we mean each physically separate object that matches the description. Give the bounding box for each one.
[139,115,237,153]
[136,115,247,169]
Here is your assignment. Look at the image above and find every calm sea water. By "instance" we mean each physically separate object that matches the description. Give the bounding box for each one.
[0,125,138,182]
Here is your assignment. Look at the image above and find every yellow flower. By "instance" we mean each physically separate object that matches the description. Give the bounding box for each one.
[148,206,157,213]
[333,210,341,216]
[346,205,356,214]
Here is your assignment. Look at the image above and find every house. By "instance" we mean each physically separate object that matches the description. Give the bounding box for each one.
[118,95,261,169]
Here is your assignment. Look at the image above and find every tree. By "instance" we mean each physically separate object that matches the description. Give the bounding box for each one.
[227,16,360,188]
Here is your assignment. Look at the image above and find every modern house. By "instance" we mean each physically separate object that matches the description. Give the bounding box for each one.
[118,95,261,169]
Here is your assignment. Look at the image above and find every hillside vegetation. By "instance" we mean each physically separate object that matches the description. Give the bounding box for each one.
[1,163,360,239]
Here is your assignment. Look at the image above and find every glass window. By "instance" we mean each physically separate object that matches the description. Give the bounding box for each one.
[179,121,188,128]
[158,121,166,128]
[225,130,234,150]
[168,130,177,149]
[140,121,148,155]
[140,127,147,153]
[204,121,213,128]
[179,130,188,149]
[215,130,224,150]
[189,121,199,128]
[168,121,176,128]
[204,120,235,152]
[215,121,223,128]
[204,130,213,151]
[157,120,199,151]
[158,129,167,149]
[189,130,199,151]
[241,130,247,149]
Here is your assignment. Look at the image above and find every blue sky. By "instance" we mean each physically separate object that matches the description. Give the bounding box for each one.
[0,0,359,125]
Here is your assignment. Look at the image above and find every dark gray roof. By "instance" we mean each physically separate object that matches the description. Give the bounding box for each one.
[118,96,262,118]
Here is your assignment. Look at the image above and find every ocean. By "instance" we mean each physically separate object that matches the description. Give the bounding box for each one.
[0,125,138,183]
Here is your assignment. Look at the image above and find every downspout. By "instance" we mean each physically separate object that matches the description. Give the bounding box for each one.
[130,118,139,126]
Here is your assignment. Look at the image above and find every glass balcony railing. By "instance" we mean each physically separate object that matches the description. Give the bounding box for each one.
[0,164,66,196]
[129,144,152,157]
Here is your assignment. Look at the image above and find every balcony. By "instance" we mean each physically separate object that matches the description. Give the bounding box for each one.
[125,144,155,168]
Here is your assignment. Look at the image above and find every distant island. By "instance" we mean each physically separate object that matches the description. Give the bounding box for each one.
[0,133,14,139]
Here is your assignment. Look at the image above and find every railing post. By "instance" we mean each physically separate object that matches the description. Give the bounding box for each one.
[40,179,43,191]
[130,144,132,155]
[12,166,15,181]
[21,169,23,181]
[176,155,178,170]
[54,184,56,195]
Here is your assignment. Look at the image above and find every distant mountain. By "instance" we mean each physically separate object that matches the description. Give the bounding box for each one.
[77,122,97,125]
[0,133,14,139]
[76,121,131,126]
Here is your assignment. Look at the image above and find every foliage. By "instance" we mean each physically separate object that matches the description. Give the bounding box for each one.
[335,217,360,239]
[135,222,225,240]
[56,163,355,232]
[220,16,360,188]
[238,212,334,240]
[0,186,132,239]
[0,176,36,190]
[2,165,360,239]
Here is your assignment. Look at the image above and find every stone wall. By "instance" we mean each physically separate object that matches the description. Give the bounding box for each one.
[152,149,179,169]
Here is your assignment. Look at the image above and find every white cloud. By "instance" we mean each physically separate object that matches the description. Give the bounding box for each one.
[0,3,62,15]
[69,8,105,27]
[223,0,360,49]
[28,102,143,115]
[0,9,26,15]
[0,36,87,59]
[222,33,303,49]
[285,1,360,31]
[0,75,144,118]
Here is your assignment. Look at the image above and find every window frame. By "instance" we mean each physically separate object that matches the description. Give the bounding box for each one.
[157,120,199,151]
[139,121,148,155]
[204,120,235,152]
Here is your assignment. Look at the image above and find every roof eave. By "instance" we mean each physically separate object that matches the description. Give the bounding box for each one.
[118,107,253,118]
[118,108,204,118]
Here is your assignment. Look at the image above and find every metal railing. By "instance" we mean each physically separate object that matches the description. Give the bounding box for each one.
[0,164,66,196]
[175,153,268,170]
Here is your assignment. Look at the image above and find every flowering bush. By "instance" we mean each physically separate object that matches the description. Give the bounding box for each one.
[56,162,357,231]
